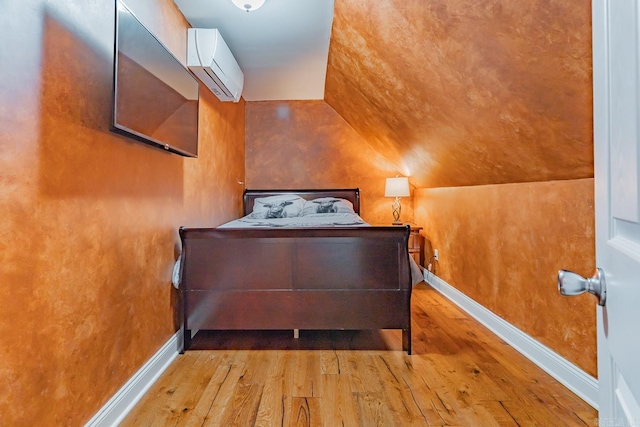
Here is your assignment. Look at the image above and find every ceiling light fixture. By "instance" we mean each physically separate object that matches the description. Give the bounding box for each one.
[231,0,265,12]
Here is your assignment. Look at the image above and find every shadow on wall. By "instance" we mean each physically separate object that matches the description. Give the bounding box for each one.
[5,9,186,424]
[38,9,184,200]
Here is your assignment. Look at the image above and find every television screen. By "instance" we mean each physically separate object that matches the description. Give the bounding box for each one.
[112,0,199,157]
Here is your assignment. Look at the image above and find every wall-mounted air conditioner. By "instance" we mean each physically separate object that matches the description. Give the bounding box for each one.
[187,28,244,102]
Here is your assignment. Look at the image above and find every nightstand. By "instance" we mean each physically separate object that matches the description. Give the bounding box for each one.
[406,224,424,267]
[380,223,424,266]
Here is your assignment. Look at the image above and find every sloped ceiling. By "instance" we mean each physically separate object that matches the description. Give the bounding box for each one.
[325,0,593,188]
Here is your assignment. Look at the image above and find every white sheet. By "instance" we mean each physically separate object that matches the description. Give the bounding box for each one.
[218,212,368,228]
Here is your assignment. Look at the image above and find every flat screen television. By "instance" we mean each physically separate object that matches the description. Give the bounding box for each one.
[111,0,199,157]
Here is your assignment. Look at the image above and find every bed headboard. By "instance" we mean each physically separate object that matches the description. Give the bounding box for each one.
[243,188,361,216]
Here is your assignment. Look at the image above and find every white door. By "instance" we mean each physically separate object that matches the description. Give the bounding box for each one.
[593,0,640,422]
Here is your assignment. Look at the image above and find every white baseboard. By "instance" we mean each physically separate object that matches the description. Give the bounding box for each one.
[85,330,182,427]
[423,271,598,409]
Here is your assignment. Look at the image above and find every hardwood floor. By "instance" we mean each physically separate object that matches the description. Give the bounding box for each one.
[121,283,597,426]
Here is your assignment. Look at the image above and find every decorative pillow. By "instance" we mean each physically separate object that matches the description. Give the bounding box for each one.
[250,195,305,219]
[301,197,355,215]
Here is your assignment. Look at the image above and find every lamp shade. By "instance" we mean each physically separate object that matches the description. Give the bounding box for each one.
[232,0,265,12]
[385,177,410,197]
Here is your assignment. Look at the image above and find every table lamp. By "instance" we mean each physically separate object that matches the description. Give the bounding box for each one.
[385,176,410,225]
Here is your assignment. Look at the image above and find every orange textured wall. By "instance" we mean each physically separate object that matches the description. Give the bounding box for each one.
[0,0,244,425]
[414,179,596,375]
[246,100,412,224]
[324,0,597,377]
[326,0,593,188]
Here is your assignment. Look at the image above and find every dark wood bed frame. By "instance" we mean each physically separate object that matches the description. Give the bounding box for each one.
[178,188,413,353]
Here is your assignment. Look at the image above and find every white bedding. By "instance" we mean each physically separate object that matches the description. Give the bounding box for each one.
[218,212,368,228]
[217,213,424,286]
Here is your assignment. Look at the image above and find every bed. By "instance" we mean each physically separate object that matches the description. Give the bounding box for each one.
[178,188,418,354]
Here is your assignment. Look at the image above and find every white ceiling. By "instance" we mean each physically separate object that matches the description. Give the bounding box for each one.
[174,0,335,101]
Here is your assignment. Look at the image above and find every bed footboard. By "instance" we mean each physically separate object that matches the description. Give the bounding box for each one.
[179,226,412,353]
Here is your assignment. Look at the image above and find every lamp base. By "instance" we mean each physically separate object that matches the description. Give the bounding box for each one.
[392,220,404,225]
[391,197,402,225]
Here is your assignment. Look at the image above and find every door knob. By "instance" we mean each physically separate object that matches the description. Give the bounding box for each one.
[557,268,607,306]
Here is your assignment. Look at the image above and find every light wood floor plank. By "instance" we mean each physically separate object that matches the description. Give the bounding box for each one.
[194,363,245,427]
[254,376,285,427]
[319,374,360,426]
[320,349,340,375]
[216,382,264,426]
[353,391,396,426]
[121,284,597,426]
[159,353,221,426]
[346,351,384,393]
[292,350,321,398]
[183,362,236,427]
[128,352,200,422]
[373,353,430,426]
[289,396,322,427]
